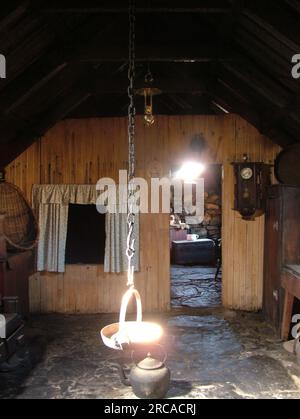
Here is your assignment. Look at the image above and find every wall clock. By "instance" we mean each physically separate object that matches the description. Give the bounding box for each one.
[240,167,253,180]
[232,160,271,220]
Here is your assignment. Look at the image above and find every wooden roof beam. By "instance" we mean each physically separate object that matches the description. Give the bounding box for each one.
[221,62,291,108]
[37,0,230,14]
[0,87,91,169]
[91,75,209,95]
[245,0,300,50]
[1,63,67,115]
[76,44,238,63]
[285,0,300,14]
[0,1,29,32]
[215,72,297,147]
[213,85,295,147]
[0,18,122,114]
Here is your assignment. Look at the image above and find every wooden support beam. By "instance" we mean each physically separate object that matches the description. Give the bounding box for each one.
[245,0,300,50]
[206,0,246,112]
[0,87,91,169]
[212,82,262,129]
[91,76,208,95]
[0,16,79,88]
[239,14,297,62]
[234,27,297,91]
[0,1,29,32]
[282,291,294,340]
[0,18,122,114]
[1,64,67,115]
[221,62,291,108]
[76,44,238,63]
[13,64,92,122]
[261,94,300,135]
[285,0,300,14]
[37,0,230,14]
[214,77,296,147]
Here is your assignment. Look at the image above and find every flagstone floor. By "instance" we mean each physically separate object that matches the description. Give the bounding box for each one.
[0,309,300,399]
[171,265,222,308]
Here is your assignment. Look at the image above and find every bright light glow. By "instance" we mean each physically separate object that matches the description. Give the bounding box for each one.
[175,162,206,183]
[101,321,164,350]
[114,322,163,345]
[101,287,163,350]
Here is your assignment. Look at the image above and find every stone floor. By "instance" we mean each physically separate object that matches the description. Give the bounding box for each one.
[171,265,222,308]
[0,309,300,399]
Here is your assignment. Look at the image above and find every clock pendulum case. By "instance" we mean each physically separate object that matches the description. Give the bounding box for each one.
[232,160,271,220]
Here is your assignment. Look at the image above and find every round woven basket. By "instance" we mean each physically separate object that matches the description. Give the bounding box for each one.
[0,181,38,251]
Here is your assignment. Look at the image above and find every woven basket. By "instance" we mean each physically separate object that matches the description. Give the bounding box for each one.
[0,181,38,251]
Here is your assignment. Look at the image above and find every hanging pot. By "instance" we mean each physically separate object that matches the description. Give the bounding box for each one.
[100,287,163,350]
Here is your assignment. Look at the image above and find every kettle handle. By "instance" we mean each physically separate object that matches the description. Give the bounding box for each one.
[131,344,168,365]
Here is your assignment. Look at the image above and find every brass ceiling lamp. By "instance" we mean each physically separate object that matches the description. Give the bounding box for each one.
[136,67,162,127]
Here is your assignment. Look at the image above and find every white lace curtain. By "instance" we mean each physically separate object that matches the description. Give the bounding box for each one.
[32,185,139,274]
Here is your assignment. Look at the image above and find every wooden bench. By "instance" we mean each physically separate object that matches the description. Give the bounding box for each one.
[281,265,300,340]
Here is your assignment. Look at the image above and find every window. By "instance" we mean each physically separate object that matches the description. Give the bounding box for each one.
[65,204,106,265]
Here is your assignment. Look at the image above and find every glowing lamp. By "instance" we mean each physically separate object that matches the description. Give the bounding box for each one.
[175,161,206,184]
[101,288,163,350]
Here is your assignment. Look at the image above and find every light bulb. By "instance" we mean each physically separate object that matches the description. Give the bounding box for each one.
[175,162,206,183]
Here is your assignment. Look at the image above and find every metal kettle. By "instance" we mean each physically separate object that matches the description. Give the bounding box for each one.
[119,352,171,399]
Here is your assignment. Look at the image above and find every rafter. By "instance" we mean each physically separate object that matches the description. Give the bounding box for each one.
[0,0,298,156]
[0,1,29,32]
[0,17,123,113]
[245,0,300,50]
[0,87,91,169]
[76,43,238,63]
[91,75,208,95]
[285,0,300,14]
[36,0,230,14]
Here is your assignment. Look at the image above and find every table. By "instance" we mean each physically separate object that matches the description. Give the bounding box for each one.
[171,239,216,266]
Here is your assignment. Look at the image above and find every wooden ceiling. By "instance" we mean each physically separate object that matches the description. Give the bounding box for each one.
[0,0,300,168]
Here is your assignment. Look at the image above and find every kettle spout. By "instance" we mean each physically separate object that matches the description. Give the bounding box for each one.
[112,363,131,387]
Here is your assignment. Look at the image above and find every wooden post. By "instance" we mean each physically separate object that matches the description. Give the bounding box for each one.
[281,291,294,341]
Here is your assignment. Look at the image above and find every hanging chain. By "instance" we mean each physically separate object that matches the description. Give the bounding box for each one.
[128,0,136,182]
[126,0,136,288]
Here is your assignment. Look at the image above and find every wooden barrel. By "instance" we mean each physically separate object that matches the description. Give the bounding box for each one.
[275,144,300,186]
[0,181,38,251]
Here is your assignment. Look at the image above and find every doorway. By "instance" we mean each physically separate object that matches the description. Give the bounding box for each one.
[170,164,222,309]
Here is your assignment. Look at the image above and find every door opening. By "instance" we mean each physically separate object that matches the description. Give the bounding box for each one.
[170,164,222,309]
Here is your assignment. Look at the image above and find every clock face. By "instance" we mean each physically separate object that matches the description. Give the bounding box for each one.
[240,167,253,180]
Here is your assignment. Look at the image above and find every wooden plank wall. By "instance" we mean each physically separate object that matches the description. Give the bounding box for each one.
[5,115,280,313]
